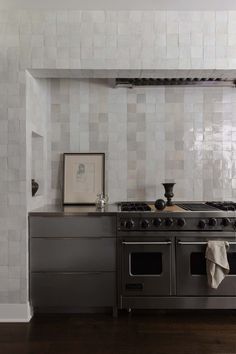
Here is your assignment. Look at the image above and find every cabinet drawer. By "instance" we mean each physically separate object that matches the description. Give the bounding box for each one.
[30,238,116,272]
[30,216,116,238]
[30,272,115,307]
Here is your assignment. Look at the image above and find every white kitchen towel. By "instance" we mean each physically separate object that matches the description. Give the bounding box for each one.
[205,240,230,289]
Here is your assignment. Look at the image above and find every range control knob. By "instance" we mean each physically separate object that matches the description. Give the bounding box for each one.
[198,219,206,229]
[125,219,135,230]
[165,218,174,227]
[153,218,162,227]
[222,218,230,227]
[141,219,149,229]
[177,218,186,227]
[208,218,217,227]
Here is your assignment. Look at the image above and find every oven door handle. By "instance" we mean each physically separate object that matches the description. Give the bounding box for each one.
[177,241,236,245]
[122,241,172,245]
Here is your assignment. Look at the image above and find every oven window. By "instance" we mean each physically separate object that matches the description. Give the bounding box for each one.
[190,252,236,275]
[190,253,206,275]
[130,252,162,275]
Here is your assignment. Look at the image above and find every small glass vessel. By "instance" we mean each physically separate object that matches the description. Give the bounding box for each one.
[96,193,109,209]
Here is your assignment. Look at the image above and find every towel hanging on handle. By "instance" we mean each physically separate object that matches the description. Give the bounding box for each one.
[205,240,230,289]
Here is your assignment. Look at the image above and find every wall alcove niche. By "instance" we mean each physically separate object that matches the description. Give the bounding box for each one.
[31,131,44,198]
[26,72,51,210]
[26,68,236,209]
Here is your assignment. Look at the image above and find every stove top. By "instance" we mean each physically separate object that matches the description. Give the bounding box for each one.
[120,201,236,212]
[118,201,236,231]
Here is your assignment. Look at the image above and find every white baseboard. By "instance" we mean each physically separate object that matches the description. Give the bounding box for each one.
[0,302,32,322]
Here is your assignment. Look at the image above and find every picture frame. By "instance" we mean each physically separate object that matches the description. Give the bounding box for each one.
[63,153,105,205]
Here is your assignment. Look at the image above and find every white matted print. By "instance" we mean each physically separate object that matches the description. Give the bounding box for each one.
[63,153,105,204]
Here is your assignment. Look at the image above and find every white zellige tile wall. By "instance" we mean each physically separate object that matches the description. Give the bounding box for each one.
[49,79,236,204]
[1,9,236,305]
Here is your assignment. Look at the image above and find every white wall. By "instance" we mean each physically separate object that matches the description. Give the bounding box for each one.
[48,79,236,204]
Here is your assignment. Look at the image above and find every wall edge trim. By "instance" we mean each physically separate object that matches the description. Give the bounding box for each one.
[0,302,32,322]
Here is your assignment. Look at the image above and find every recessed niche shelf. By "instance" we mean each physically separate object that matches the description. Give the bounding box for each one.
[31,131,44,198]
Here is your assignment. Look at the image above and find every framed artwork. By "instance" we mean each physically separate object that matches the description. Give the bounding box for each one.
[63,153,105,205]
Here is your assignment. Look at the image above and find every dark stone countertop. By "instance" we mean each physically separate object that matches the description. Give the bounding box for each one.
[29,204,119,216]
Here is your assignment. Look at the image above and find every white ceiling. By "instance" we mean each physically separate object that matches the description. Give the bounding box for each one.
[1,0,236,10]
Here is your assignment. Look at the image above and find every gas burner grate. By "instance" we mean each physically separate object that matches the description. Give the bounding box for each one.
[120,202,151,212]
[206,201,236,211]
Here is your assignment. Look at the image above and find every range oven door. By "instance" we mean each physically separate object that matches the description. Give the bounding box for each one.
[176,236,236,296]
[121,238,172,296]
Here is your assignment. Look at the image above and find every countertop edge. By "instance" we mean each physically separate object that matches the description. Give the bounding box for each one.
[28,204,119,216]
[28,211,118,216]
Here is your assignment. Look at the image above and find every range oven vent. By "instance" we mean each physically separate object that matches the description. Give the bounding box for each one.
[115,78,236,88]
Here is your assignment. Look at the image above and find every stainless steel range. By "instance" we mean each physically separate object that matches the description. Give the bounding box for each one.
[117,201,236,310]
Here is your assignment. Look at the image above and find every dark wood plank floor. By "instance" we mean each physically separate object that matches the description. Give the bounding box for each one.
[0,311,236,354]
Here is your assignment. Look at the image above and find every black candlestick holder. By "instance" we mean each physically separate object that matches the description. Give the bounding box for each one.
[162,183,175,206]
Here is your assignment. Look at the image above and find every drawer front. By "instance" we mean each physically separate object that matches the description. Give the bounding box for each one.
[30,238,116,272]
[30,216,116,238]
[30,272,115,307]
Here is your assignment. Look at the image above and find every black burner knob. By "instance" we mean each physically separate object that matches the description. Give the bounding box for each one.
[198,219,206,229]
[141,219,149,229]
[177,218,186,227]
[126,219,135,229]
[208,218,217,227]
[222,218,230,227]
[165,218,173,227]
[153,218,162,227]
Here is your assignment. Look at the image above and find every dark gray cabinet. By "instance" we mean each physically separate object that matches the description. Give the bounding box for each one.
[30,216,115,238]
[29,216,117,312]
[31,237,116,272]
[31,272,116,307]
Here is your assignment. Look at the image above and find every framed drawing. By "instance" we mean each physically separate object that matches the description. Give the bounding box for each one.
[63,153,105,205]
